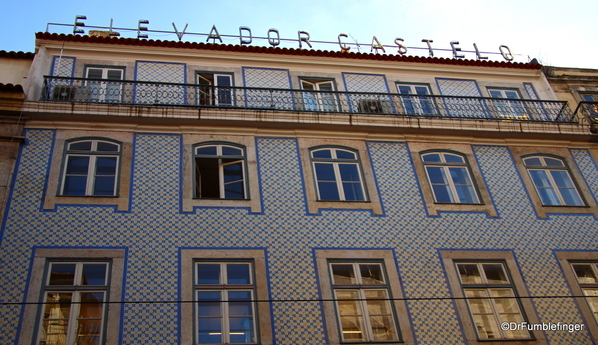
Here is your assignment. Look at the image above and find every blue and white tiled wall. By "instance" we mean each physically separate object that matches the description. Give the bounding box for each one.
[1,129,597,344]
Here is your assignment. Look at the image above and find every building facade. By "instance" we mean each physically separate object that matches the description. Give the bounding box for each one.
[1,32,598,345]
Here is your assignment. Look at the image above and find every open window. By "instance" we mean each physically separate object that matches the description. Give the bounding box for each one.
[197,72,234,106]
[194,142,247,200]
[299,78,338,112]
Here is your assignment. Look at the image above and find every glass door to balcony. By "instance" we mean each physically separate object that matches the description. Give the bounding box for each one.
[197,73,233,106]
[396,84,436,116]
[300,79,337,112]
[85,67,124,102]
[488,89,527,120]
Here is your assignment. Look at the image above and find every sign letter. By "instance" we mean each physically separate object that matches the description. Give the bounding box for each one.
[239,26,252,45]
[394,38,408,55]
[371,36,386,54]
[268,29,280,46]
[298,31,312,49]
[207,25,223,44]
[73,15,86,34]
[338,33,351,52]
[422,39,434,57]
[473,43,488,60]
[172,23,188,41]
[138,20,149,39]
[499,45,514,61]
[450,41,464,59]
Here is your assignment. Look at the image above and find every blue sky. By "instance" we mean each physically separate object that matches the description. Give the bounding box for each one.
[1,0,596,68]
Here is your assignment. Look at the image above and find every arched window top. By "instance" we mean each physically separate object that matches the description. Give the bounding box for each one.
[421,151,467,164]
[310,146,359,161]
[522,155,566,168]
[194,142,245,157]
[66,138,121,153]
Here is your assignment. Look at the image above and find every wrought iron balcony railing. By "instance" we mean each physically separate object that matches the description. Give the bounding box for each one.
[573,101,598,124]
[41,76,576,123]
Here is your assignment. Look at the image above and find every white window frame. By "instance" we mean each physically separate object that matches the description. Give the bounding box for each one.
[194,143,247,200]
[85,66,124,102]
[456,262,531,340]
[523,155,584,206]
[421,151,480,204]
[396,83,436,115]
[60,139,121,197]
[329,261,401,342]
[194,261,257,344]
[310,147,367,202]
[569,262,598,323]
[35,261,111,345]
[300,78,338,112]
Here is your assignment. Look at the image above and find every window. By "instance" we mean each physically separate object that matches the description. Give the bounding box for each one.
[329,261,400,342]
[35,261,111,345]
[300,78,338,112]
[396,83,436,115]
[181,249,272,345]
[85,66,124,102]
[421,151,480,204]
[440,250,543,344]
[570,263,598,323]
[197,72,234,106]
[194,143,247,200]
[523,155,584,206]
[487,88,528,120]
[456,262,531,340]
[310,147,366,202]
[60,138,121,196]
[195,262,257,344]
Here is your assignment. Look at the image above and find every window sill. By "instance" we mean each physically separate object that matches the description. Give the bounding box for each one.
[310,200,382,215]
[183,197,261,213]
[44,195,129,211]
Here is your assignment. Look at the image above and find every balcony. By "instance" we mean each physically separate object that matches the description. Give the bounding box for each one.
[574,101,598,125]
[41,76,576,123]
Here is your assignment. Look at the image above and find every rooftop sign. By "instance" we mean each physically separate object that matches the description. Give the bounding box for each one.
[45,16,520,62]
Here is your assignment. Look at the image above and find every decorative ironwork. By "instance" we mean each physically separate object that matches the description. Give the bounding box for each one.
[41,76,576,123]
[573,101,598,124]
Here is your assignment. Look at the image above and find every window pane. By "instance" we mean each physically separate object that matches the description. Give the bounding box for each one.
[318,181,340,200]
[49,264,77,285]
[458,264,482,284]
[489,90,502,98]
[222,146,242,156]
[523,157,542,166]
[339,164,360,182]
[550,170,575,188]
[318,81,333,92]
[106,70,123,80]
[87,69,103,79]
[335,290,365,341]
[365,290,398,341]
[222,161,243,183]
[537,187,561,206]
[444,154,464,163]
[336,150,356,160]
[454,184,478,203]
[559,187,584,206]
[196,146,217,155]
[197,291,222,317]
[228,291,253,316]
[227,264,251,284]
[398,85,412,94]
[483,264,508,284]
[573,264,598,284]
[63,176,86,195]
[426,167,448,184]
[197,264,221,284]
[529,170,552,187]
[69,141,92,151]
[197,317,222,344]
[93,176,116,196]
[432,185,453,203]
[415,86,429,95]
[312,149,332,159]
[449,167,472,185]
[224,181,245,200]
[76,320,102,345]
[229,317,255,343]
[79,292,105,318]
[42,292,73,345]
[422,153,441,162]
[96,157,117,175]
[66,156,90,175]
[343,182,365,201]
[96,142,119,152]
[331,264,356,285]
[544,158,564,167]
[359,264,384,285]
[81,264,107,285]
